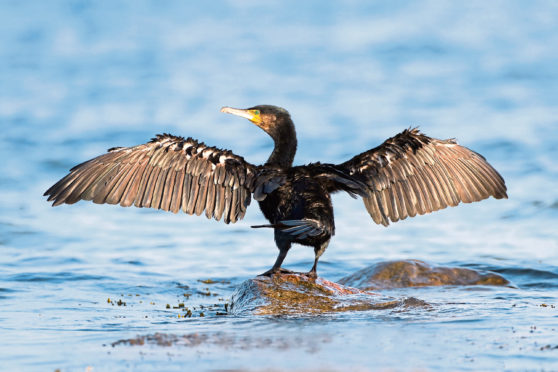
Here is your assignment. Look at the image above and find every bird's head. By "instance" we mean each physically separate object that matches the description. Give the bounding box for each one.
[220,105,293,139]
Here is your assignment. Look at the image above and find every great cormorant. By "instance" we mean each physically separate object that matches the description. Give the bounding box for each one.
[44,105,507,277]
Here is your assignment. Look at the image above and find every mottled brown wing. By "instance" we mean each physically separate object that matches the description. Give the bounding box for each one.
[44,134,258,224]
[338,128,507,226]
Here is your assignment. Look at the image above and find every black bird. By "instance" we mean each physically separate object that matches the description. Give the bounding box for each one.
[44,105,507,277]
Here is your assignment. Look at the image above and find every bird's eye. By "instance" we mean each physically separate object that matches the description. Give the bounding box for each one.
[253,110,260,116]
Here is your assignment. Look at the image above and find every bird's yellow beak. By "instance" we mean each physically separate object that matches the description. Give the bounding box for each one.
[220,107,262,124]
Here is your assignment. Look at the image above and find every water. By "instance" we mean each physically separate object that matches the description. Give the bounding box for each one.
[1,1,557,370]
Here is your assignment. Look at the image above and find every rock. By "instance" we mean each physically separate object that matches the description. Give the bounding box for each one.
[338,259,510,290]
[229,273,425,315]
[228,260,509,315]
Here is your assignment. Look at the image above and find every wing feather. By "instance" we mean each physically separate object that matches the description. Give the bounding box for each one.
[199,174,210,213]
[110,160,145,206]
[169,170,184,213]
[205,182,216,219]
[160,167,176,212]
[181,174,192,212]
[104,162,136,205]
[48,161,104,205]
[223,186,233,224]
[232,188,240,223]
[141,165,161,208]
[151,166,169,209]
[214,179,226,221]
[134,164,156,208]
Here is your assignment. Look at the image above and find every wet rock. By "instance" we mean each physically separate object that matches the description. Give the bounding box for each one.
[229,273,419,315]
[338,259,510,290]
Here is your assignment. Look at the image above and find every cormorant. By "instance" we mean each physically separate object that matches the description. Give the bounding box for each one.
[44,105,507,277]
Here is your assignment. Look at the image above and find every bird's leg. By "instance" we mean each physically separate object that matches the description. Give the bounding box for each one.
[306,258,318,279]
[259,241,292,276]
[305,240,330,279]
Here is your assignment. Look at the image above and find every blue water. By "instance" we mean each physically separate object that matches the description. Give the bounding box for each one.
[1,1,558,370]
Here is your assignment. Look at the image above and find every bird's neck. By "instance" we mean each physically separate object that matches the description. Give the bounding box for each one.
[266,121,297,168]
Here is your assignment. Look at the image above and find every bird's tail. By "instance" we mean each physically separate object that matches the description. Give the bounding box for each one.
[251,224,277,228]
[252,219,326,239]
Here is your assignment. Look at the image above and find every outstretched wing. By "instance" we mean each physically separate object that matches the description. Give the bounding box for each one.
[44,134,259,224]
[338,128,507,226]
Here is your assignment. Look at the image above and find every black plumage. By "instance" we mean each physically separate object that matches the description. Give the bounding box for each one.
[44,105,507,277]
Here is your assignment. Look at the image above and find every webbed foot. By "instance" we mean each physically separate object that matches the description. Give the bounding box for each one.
[304,270,317,279]
[258,267,295,277]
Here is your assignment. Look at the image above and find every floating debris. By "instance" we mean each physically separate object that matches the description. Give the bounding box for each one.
[197,289,212,296]
[107,297,126,306]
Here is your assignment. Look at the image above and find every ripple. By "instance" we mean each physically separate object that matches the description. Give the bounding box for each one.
[7,272,113,283]
[492,267,558,280]
[0,287,17,300]
[520,282,558,289]
[16,256,83,266]
[479,266,558,289]
[111,258,145,266]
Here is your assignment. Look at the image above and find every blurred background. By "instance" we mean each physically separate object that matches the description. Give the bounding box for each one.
[1,1,557,371]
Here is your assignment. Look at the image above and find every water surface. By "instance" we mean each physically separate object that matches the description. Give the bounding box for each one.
[1,1,557,371]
